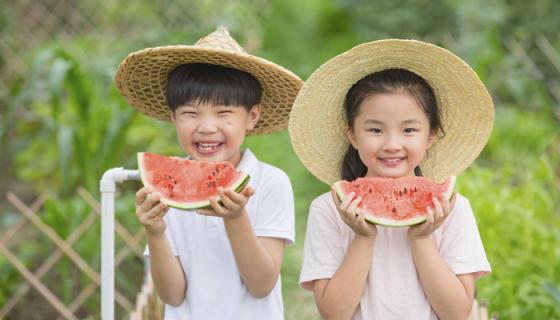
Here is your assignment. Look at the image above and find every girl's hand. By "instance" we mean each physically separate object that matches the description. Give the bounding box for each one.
[135,186,169,237]
[197,186,254,220]
[331,187,377,238]
[408,192,457,240]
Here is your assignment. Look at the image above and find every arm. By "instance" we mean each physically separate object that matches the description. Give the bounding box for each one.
[309,189,377,319]
[136,187,187,306]
[410,238,474,319]
[312,235,374,320]
[197,186,285,297]
[409,193,474,319]
[224,211,285,297]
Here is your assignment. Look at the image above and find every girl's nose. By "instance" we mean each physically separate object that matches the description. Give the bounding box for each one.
[382,134,402,152]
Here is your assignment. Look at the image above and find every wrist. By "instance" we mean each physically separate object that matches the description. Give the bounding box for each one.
[408,234,433,246]
[354,233,376,243]
[223,208,248,222]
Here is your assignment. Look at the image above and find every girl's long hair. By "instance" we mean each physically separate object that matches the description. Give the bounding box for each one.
[341,69,444,181]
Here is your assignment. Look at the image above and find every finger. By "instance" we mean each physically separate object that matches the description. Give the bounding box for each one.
[241,186,255,198]
[450,192,457,210]
[331,187,342,207]
[346,196,362,217]
[440,195,451,217]
[432,197,444,221]
[340,192,356,212]
[139,192,162,213]
[208,196,227,215]
[222,188,246,206]
[145,202,168,220]
[196,208,214,216]
[135,186,153,206]
[218,189,238,209]
[426,206,435,225]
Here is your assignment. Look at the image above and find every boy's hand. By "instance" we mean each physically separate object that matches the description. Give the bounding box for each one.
[197,186,254,220]
[135,186,169,236]
[331,187,377,238]
[408,192,457,240]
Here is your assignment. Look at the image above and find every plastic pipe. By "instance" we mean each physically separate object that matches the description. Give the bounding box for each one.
[100,168,140,320]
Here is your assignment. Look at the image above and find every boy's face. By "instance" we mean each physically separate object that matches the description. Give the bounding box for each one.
[171,103,261,167]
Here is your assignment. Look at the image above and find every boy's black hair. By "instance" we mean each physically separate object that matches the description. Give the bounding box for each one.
[166,63,263,111]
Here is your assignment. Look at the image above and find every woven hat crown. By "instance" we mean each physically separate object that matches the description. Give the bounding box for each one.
[115,28,303,135]
[194,27,247,53]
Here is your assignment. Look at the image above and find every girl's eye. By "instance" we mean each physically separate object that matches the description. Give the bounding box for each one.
[368,128,382,133]
[404,128,417,133]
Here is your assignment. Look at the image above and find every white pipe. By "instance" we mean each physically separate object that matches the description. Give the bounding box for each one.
[100,168,140,320]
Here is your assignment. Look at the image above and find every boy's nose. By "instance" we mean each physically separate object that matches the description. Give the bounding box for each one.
[196,117,219,134]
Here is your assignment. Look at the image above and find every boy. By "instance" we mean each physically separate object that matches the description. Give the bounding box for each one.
[115,28,303,319]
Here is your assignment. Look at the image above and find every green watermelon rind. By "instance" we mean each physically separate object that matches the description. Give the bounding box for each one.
[333,176,456,228]
[138,152,251,210]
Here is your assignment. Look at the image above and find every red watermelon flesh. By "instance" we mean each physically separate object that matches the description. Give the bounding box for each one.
[138,152,250,209]
[333,176,455,227]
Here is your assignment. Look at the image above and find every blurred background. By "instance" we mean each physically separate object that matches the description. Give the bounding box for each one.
[0,0,559,319]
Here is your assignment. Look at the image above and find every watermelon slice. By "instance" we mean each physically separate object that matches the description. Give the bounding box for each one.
[333,176,456,227]
[138,152,250,209]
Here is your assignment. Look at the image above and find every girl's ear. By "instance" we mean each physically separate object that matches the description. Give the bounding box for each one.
[427,129,438,149]
[347,126,358,149]
[246,104,262,131]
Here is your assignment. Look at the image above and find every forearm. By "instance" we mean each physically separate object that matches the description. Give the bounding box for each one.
[410,237,473,319]
[315,235,374,320]
[147,233,187,306]
[223,210,281,298]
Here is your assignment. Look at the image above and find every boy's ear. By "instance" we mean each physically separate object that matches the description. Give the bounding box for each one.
[246,104,262,131]
[347,126,358,149]
[170,110,176,123]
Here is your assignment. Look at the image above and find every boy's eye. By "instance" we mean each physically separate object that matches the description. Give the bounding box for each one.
[368,128,382,133]
[181,111,197,117]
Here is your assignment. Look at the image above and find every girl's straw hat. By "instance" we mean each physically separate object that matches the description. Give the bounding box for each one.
[115,27,303,135]
[289,39,495,184]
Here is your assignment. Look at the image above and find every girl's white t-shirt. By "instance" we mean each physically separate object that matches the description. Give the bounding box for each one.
[299,192,491,320]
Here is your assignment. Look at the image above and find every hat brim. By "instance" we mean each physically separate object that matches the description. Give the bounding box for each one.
[288,39,494,184]
[115,45,303,135]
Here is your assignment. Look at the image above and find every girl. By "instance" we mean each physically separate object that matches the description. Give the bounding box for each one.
[289,40,494,319]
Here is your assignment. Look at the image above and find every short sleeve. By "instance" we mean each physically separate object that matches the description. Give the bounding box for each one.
[299,194,347,291]
[253,169,295,245]
[438,195,491,280]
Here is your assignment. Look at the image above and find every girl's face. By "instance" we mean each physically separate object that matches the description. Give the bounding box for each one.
[347,91,436,178]
[172,103,260,167]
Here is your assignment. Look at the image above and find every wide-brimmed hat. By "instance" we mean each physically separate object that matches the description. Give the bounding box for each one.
[289,39,494,184]
[115,27,303,135]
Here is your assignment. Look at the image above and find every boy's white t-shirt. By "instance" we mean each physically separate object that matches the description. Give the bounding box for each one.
[147,149,295,320]
[299,192,491,320]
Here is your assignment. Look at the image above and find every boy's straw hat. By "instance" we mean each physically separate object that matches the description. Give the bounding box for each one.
[288,39,495,184]
[115,27,303,135]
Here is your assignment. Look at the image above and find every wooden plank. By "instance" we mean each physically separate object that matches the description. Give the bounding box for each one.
[0,242,78,320]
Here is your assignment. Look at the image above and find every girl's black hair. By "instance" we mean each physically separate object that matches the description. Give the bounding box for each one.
[341,68,444,181]
[165,63,262,111]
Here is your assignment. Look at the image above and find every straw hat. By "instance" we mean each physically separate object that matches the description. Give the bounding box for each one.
[289,39,494,184]
[115,27,303,135]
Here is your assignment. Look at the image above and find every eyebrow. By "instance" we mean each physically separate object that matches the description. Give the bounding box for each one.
[363,119,422,125]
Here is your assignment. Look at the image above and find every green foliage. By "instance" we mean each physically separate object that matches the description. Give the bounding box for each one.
[1,0,560,318]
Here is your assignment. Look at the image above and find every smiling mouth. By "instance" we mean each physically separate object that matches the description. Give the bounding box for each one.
[195,142,223,153]
[379,157,405,166]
